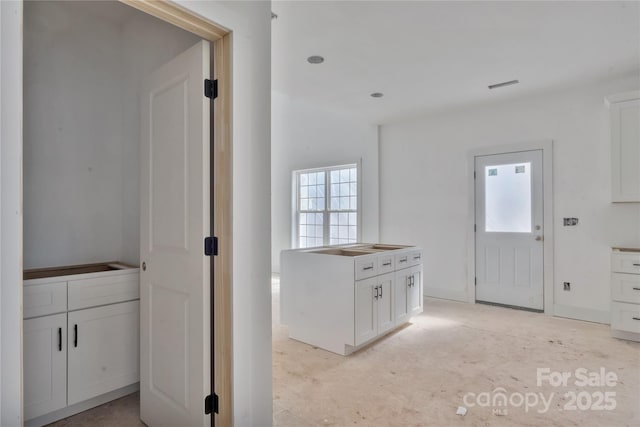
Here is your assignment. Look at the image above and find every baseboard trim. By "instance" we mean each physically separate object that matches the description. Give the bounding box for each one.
[553,304,610,324]
[424,287,468,303]
[25,383,139,427]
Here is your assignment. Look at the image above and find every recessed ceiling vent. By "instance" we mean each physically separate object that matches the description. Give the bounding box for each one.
[370,92,384,98]
[488,79,519,90]
[307,55,324,64]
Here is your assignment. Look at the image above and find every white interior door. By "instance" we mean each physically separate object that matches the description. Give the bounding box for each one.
[140,40,211,427]
[475,150,544,310]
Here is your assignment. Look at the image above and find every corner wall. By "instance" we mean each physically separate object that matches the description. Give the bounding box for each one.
[271,92,379,272]
[379,73,640,322]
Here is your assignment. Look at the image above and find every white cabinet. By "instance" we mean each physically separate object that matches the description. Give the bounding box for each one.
[611,248,640,342]
[394,265,423,325]
[23,263,140,424]
[355,273,395,346]
[606,91,640,202]
[68,301,140,405]
[24,314,67,420]
[281,244,423,355]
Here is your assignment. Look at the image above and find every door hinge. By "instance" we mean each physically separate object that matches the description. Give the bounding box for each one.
[205,393,219,414]
[204,79,218,99]
[204,236,218,256]
[473,171,476,179]
[474,224,476,232]
[474,277,477,286]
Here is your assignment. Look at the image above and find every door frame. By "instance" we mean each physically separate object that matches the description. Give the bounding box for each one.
[119,1,233,424]
[466,141,554,315]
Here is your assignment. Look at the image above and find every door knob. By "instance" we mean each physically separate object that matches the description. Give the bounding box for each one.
[535,236,543,241]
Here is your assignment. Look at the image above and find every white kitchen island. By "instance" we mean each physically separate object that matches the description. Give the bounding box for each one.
[280,244,423,355]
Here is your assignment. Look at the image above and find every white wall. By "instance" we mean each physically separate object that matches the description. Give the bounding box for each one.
[1,1,23,425]
[380,72,640,323]
[271,91,379,272]
[23,1,199,269]
[178,1,273,425]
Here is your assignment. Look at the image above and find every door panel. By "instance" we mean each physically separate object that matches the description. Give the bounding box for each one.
[377,274,394,335]
[68,302,139,405]
[475,150,543,310]
[24,314,67,420]
[408,269,422,316]
[355,278,377,346]
[140,40,211,427]
[394,270,409,325]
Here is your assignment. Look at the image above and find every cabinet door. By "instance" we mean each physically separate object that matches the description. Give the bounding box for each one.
[68,301,139,405]
[355,277,377,346]
[611,99,640,202]
[408,269,423,316]
[394,270,410,325]
[377,274,395,335]
[24,314,67,420]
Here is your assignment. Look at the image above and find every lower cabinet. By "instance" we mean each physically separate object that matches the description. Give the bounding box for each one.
[68,301,140,405]
[24,314,67,420]
[394,265,423,325]
[355,273,394,346]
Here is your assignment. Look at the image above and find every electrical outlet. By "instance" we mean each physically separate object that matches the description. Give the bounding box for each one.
[563,282,571,291]
[563,218,579,226]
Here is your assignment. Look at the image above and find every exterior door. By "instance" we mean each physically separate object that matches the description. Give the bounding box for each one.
[475,150,544,310]
[140,40,211,427]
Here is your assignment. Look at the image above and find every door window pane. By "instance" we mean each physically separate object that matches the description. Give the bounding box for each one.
[485,163,531,232]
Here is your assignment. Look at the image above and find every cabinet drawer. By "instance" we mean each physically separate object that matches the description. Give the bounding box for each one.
[408,250,423,267]
[377,255,394,274]
[355,258,378,280]
[68,273,139,310]
[23,281,67,319]
[611,252,640,274]
[611,273,640,304]
[395,253,410,270]
[611,301,640,333]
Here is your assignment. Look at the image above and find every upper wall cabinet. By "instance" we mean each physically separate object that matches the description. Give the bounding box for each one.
[606,91,640,202]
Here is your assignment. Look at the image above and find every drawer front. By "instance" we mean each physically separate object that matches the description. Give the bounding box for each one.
[408,250,423,267]
[611,252,640,274]
[395,253,410,270]
[355,258,378,281]
[611,273,640,304]
[611,301,640,333]
[23,281,67,319]
[68,273,139,310]
[378,255,394,274]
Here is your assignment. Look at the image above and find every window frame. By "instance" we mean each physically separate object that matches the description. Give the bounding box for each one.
[292,162,362,249]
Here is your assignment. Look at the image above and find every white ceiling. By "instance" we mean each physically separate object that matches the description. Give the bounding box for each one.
[272,1,640,124]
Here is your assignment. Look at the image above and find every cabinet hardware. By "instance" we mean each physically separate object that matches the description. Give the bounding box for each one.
[379,286,383,298]
[363,266,374,271]
[413,255,421,260]
[74,324,78,347]
[382,262,391,266]
[399,258,407,263]
[633,287,640,291]
[633,317,640,321]
[374,286,379,300]
[58,328,62,352]
[633,263,640,267]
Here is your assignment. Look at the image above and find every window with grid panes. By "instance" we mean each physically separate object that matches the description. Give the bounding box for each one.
[295,164,359,248]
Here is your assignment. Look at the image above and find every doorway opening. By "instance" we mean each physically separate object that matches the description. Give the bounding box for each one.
[22,1,232,425]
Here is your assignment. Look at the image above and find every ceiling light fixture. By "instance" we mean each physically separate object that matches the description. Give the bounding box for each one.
[370,92,384,98]
[307,55,324,64]
[488,79,519,90]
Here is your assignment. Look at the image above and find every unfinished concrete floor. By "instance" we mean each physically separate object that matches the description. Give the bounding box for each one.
[45,277,639,427]
[272,278,640,427]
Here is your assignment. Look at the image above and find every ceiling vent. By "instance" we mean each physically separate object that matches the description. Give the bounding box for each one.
[307,56,324,64]
[488,79,519,90]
